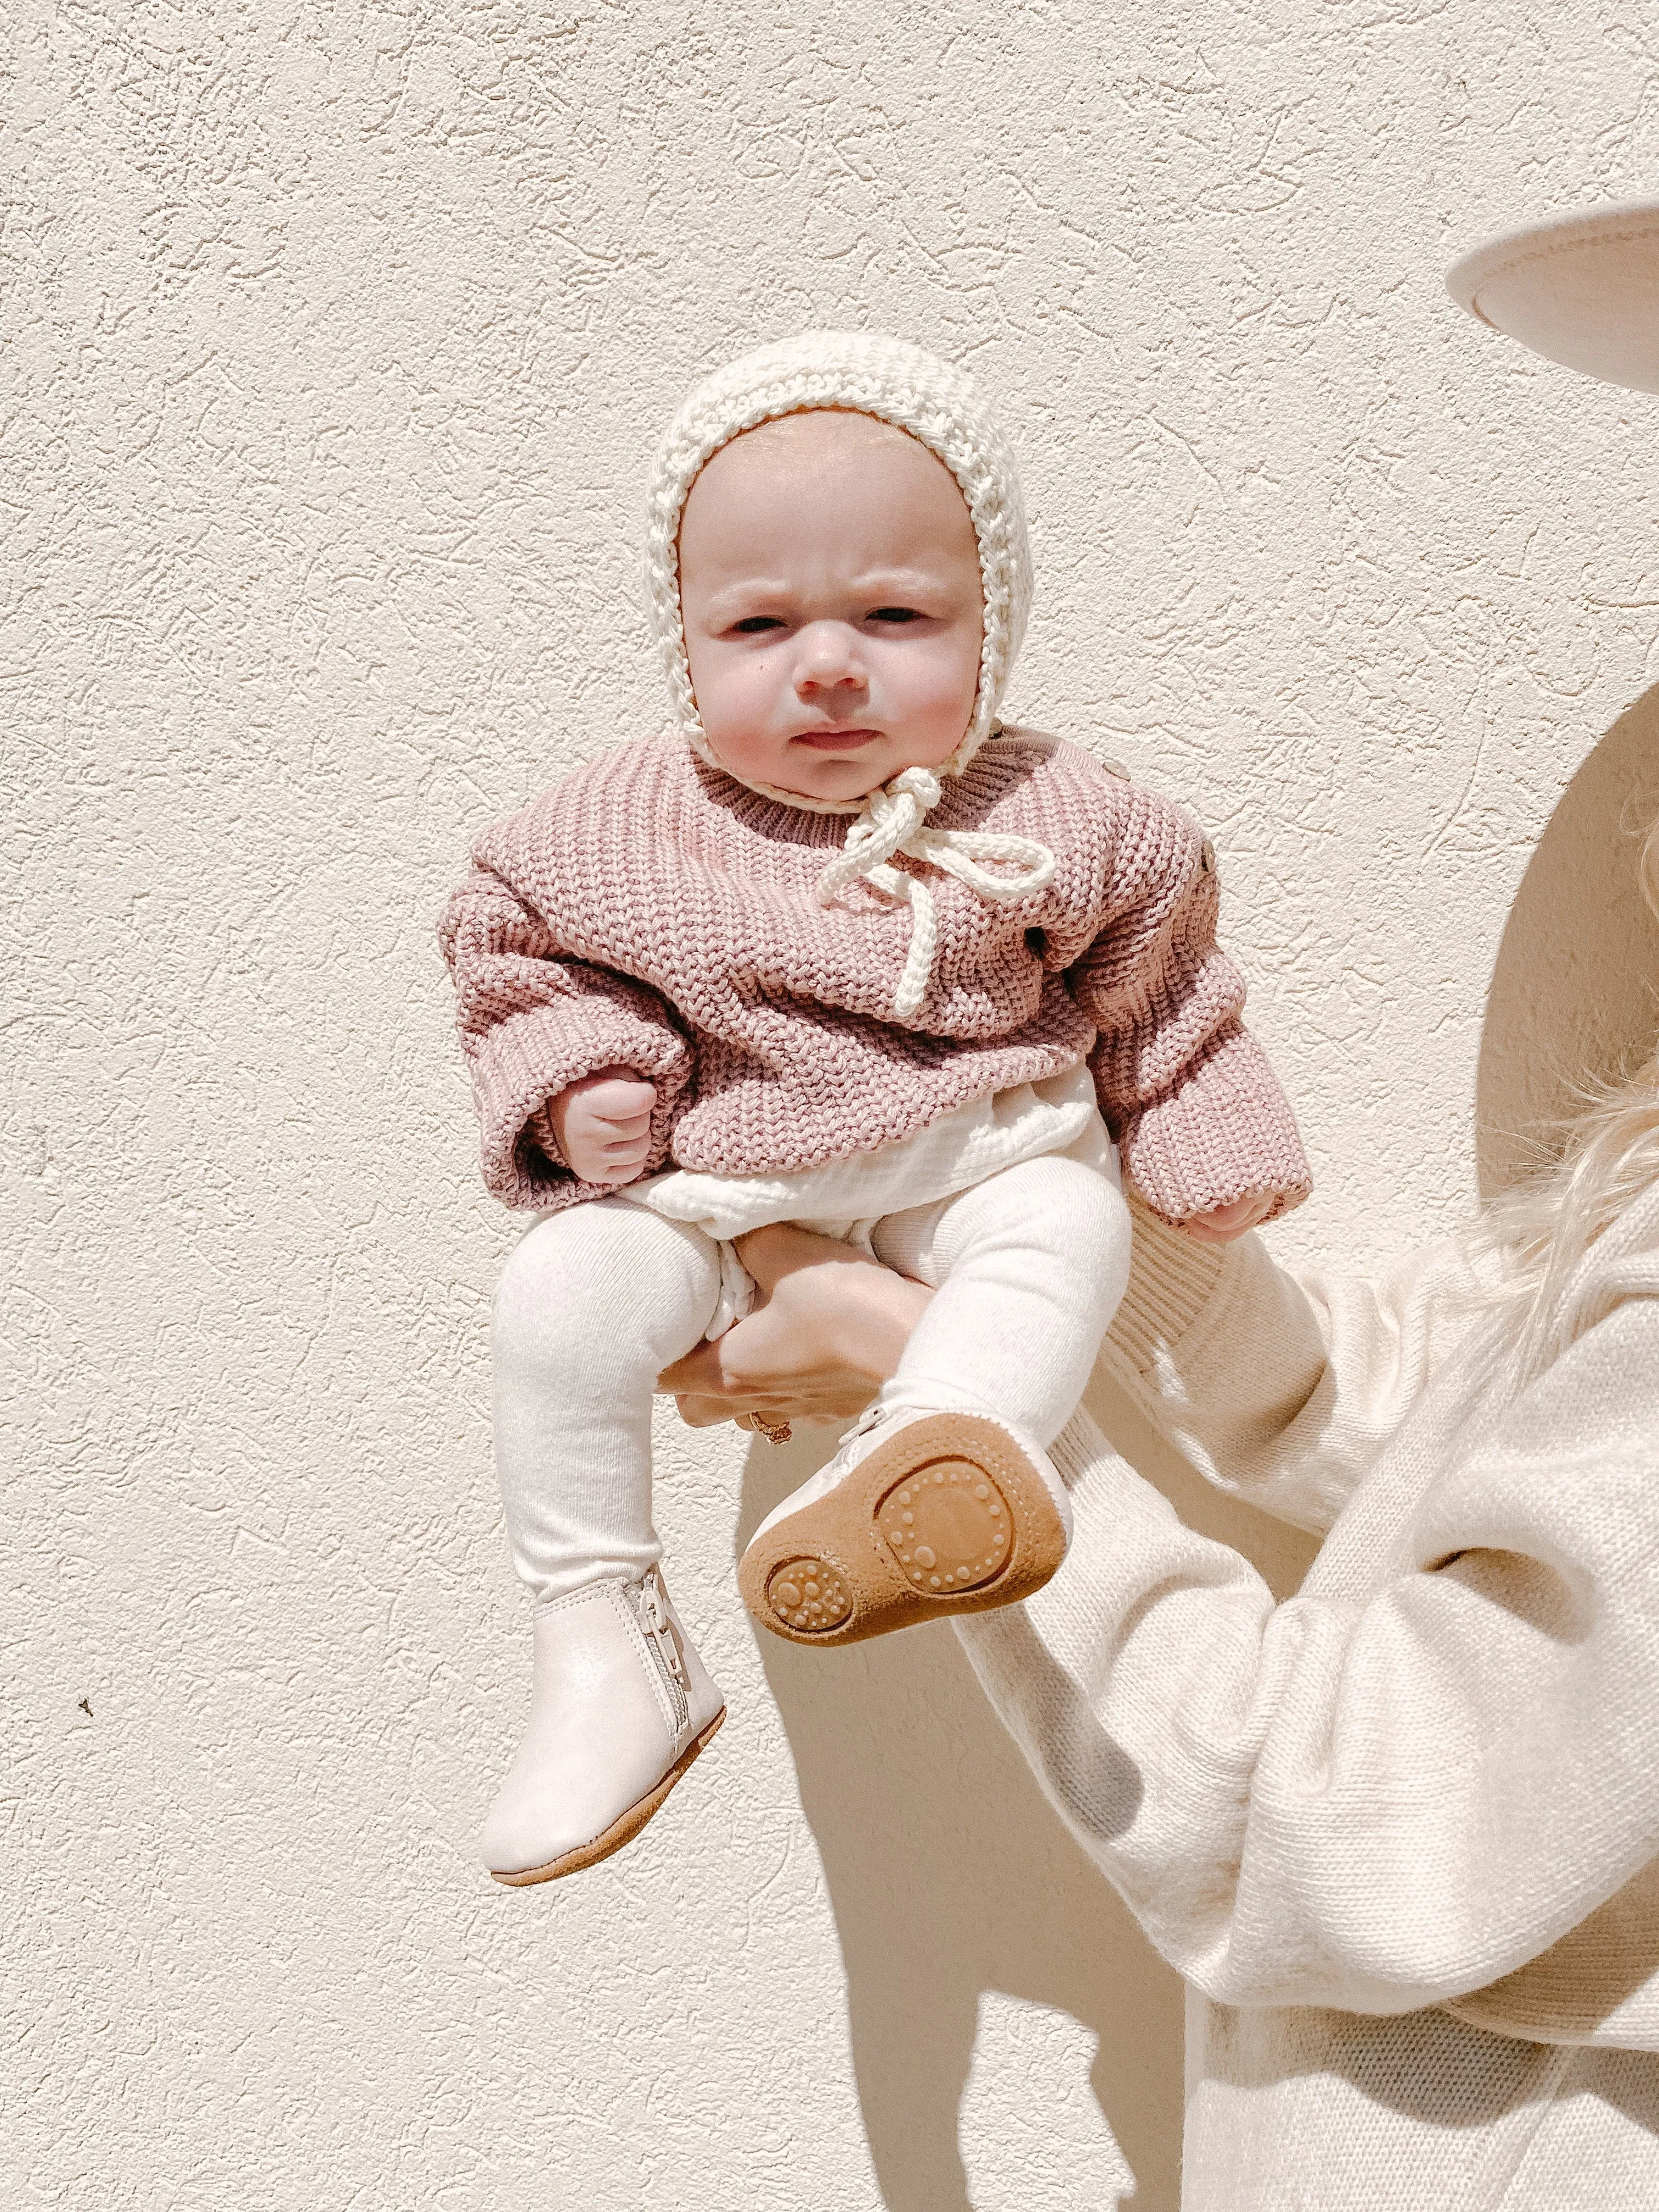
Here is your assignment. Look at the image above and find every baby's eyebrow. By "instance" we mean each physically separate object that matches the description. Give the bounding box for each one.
[711,567,953,601]
[692,565,970,628]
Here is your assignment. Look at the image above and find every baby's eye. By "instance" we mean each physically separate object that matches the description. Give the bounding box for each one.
[731,615,786,635]
[868,606,923,625]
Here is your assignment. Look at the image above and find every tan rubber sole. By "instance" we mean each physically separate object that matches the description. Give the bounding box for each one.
[490,1706,727,1888]
[737,1412,1067,1649]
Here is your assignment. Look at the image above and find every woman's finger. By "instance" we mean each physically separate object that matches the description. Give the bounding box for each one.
[657,1339,734,1397]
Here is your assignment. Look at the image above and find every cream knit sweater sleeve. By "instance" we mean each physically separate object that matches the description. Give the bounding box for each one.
[960,1222,1659,2031]
[1097,1202,1492,1536]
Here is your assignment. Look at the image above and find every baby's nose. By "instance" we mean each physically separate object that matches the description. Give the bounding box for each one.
[794,623,867,692]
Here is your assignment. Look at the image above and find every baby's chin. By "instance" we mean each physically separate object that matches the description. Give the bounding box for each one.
[774,763,889,802]
[704,731,969,805]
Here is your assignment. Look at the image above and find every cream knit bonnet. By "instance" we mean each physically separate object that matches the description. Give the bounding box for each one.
[645,331,1052,1019]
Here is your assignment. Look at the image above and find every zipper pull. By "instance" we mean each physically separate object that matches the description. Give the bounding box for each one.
[637,1570,687,1686]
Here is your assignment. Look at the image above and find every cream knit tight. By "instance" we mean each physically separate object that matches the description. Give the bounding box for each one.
[490,1152,1131,1605]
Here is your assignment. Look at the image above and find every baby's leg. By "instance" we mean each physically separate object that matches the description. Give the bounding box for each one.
[870,1150,1131,1446]
[491,1198,723,1605]
[484,1200,727,1886]
[736,1153,1129,1647]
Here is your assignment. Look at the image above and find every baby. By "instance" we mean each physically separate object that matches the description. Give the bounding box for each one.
[441,332,1310,1889]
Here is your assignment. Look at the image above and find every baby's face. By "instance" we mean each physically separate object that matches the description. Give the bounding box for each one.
[677,410,984,803]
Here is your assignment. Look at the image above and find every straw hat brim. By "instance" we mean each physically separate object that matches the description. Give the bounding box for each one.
[1446,200,1659,395]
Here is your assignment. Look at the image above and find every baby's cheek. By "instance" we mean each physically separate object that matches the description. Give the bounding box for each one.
[875,639,981,763]
[697,662,791,781]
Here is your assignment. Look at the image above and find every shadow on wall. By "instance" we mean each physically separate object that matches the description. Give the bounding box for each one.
[1478,680,1659,1198]
[736,1373,1318,2212]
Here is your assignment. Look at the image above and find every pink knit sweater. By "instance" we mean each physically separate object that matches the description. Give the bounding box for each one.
[439,730,1311,1224]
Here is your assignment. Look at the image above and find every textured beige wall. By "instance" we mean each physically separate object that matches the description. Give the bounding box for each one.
[7,3,1659,2207]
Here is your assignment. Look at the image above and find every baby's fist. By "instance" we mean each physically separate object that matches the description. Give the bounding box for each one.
[1176,1193,1274,1246]
[549,1066,657,1186]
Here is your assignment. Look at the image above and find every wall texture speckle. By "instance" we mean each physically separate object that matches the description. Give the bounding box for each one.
[6,3,1658,2206]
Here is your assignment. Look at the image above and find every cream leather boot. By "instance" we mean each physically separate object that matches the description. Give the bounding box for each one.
[483,1567,726,1886]
[738,1407,1072,1647]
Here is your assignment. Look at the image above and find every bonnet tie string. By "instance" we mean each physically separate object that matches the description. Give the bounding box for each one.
[815,766,1057,1020]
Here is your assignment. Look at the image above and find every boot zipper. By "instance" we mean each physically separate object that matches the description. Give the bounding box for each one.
[634,1569,689,1736]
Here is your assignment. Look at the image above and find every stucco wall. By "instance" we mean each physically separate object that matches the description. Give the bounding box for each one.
[7,4,1659,2206]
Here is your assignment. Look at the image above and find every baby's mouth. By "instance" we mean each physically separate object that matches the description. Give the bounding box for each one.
[791,726,882,753]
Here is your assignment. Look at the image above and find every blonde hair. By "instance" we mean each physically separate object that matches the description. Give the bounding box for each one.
[1472,812,1659,1390]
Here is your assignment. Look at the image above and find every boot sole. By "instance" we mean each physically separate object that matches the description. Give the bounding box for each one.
[490,1706,727,1888]
[738,1412,1066,1649]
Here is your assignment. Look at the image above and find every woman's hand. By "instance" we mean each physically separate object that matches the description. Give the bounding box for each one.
[656,1223,930,1430]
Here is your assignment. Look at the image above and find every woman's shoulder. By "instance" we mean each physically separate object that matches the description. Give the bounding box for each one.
[1510,1189,1659,1435]
[1583,1175,1659,1299]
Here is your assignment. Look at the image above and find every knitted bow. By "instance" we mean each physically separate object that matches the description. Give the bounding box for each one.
[815,766,1057,1020]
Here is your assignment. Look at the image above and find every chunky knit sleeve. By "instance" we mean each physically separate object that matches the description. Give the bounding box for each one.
[439,862,693,1211]
[1069,791,1310,1224]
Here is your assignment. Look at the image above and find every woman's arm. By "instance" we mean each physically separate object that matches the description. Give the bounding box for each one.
[667,1195,1489,1540]
[1099,1197,1494,1534]
[960,1292,1659,2028]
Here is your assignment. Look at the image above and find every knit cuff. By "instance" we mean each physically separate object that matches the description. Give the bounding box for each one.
[470,1002,692,1211]
[528,1097,567,1172]
[1120,1023,1312,1227]
[1102,1193,1229,1380]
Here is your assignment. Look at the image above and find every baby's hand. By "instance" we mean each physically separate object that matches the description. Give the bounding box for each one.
[549,1066,657,1186]
[1176,1193,1275,1246]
